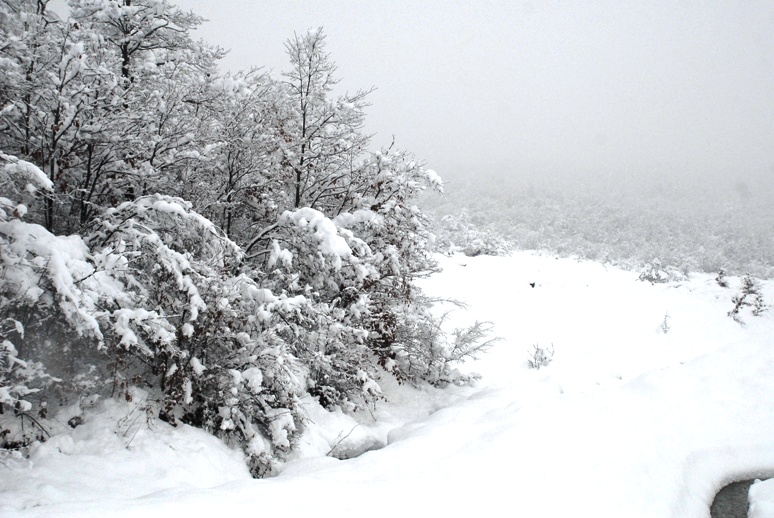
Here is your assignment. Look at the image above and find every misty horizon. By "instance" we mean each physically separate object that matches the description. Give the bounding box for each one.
[171,0,774,186]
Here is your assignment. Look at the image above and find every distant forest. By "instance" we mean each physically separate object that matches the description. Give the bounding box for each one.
[427,170,774,278]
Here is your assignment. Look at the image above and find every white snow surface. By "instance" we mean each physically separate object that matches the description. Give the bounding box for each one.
[750,479,774,518]
[2,251,774,517]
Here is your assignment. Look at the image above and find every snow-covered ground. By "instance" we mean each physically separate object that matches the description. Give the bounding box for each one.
[2,252,774,517]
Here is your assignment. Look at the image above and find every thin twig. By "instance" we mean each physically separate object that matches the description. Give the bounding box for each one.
[326,424,360,457]
[19,412,52,438]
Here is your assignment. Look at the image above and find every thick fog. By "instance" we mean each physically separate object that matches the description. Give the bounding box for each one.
[180,0,774,191]
[173,0,774,275]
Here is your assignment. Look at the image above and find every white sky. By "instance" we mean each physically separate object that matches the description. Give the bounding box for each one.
[59,0,767,186]
[177,0,774,184]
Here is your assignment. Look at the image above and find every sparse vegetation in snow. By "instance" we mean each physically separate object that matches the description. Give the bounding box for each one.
[527,343,554,370]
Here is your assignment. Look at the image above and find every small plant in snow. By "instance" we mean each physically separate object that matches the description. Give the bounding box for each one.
[527,343,554,370]
[659,312,671,334]
[728,274,767,324]
[716,269,729,288]
[116,391,157,448]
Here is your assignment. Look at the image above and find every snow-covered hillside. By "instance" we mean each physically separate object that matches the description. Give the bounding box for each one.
[3,251,774,517]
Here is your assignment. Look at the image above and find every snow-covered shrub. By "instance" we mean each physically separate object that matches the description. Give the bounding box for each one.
[1,186,306,474]
[87,195,305,475]
[251,207,383,411]
[527,343,554,370]
[638,258,686,284]
[728,274,767,325]
[0,152,103,414]
[323,149,486,390]
[173,274,306,476]
[431,209,512,257]
[387,304,498,386]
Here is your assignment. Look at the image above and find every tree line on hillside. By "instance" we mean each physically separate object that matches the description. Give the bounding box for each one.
[0,0,491,475]
[425,174,774,278]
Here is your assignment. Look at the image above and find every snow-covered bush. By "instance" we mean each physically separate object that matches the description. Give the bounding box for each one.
[638,258,686,284]
[728,274,767,325]
[86,195,306,475]
[173,274,306,477]
[1,184,305,474]
[431,209,512,257]
[249,206,382,411]
[527,343,554,370]
[387,304,498,386]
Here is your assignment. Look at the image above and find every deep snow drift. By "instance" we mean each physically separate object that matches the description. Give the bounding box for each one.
[2,252,774,517]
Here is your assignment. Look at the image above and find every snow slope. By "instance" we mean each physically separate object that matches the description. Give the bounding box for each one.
[2,252,774,517]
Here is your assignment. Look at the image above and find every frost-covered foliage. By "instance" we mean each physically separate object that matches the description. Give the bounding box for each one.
[431,209,513,257]
[0,152,53,222]
[0,0,222,233]
[0,5,488,477]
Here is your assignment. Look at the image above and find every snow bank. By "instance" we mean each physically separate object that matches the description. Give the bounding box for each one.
[0,389,251,514]
[751,479,774,518]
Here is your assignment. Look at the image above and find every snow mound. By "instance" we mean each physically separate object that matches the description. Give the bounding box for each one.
[0,389,251,513]
[751,479,774,518]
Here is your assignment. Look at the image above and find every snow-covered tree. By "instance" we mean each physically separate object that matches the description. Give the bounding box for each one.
[68,0,207,83]
[0,7,492,476]
[66,0,224,222]
[277,28,372,212]
[185,70,282,238]
[235,29,453,406]
[0,0,222,233]
[0,0,85,231]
